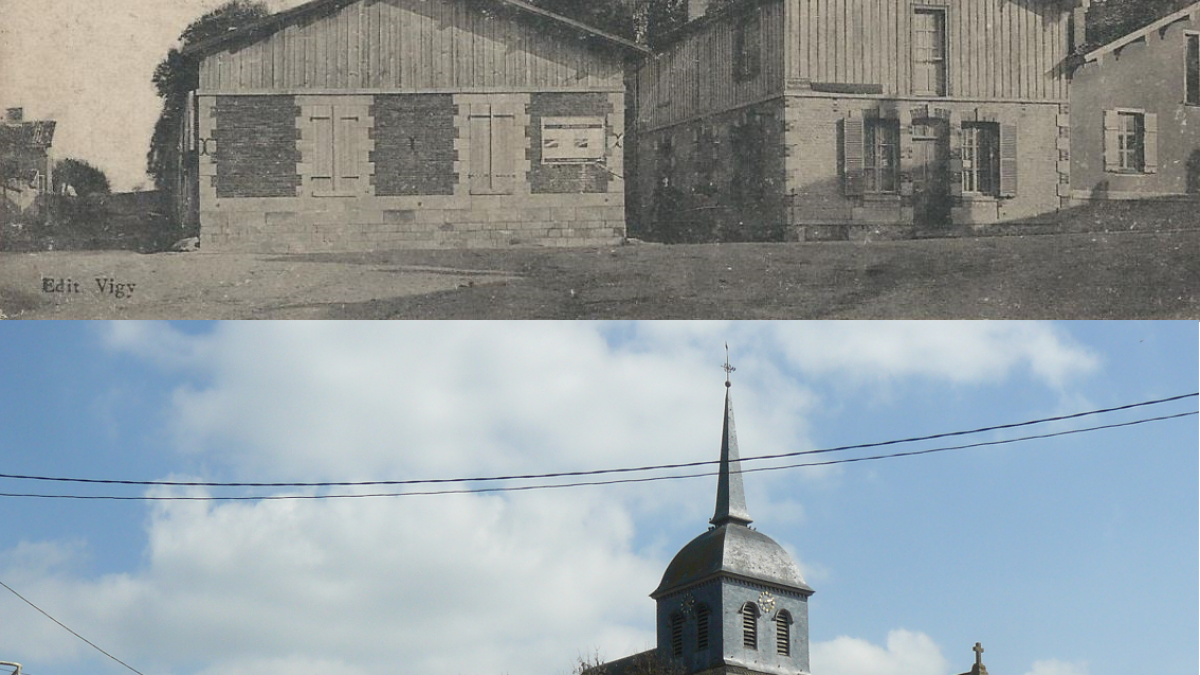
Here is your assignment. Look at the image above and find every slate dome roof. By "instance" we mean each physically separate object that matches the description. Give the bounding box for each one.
[652,522,812,598]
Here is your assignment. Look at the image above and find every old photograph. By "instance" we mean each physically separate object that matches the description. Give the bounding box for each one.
[1,0,1197,317]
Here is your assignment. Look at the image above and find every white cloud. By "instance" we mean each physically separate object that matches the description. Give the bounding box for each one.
[1023,659,1090,675]
[0,322,1102,675]
[813,630,952,675]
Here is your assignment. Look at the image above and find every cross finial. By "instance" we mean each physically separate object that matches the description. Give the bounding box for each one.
[723,343,735,388]
[973,643,984,666]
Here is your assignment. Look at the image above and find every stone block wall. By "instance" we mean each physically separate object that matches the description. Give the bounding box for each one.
[196,91,626,252]
[632,98,789,242]
[528,92,614,194]
[371,94,457,196]
[783,94,1064,239]
[211,96,302,198]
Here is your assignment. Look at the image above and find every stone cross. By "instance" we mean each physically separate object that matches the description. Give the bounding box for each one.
[973,643,984,667]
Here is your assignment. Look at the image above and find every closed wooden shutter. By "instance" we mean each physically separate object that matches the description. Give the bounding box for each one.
[1102,110,1120,172]
[469,104,517,195]
[843,114,865,196]
[335,110,361,193]
[1143,113,1158,174]
[999,123,1017,197]
[311,105,335,194]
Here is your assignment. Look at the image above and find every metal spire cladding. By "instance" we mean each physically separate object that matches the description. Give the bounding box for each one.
[711,352,753,528]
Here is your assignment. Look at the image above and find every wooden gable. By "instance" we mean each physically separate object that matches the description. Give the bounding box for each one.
[196,0,637,93]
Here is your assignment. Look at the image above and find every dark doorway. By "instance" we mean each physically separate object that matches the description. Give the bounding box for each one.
[911,118,951,226]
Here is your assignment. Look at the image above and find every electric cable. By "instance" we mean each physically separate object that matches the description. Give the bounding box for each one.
[0,392,1194,490]
[0,579,146,675]
[0,409,1191,501]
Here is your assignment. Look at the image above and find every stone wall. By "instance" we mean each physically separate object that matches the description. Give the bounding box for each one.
[371,94,457,196]
[212,96,302,198]
[783,94,1065,239]
[197,91,626,252]
[632,98,789,242]
[527,92,613,194]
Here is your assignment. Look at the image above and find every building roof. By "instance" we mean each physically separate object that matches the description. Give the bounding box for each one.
[0,121,56,151]
[652,377,812,599]
[181,0,649,59]
[1083,1,1200,63]
[653,522,812,598]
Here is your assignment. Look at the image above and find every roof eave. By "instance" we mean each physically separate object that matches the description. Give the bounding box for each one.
[1082,1,1200,63]
[651,570,815,600]
[182,0,649,60]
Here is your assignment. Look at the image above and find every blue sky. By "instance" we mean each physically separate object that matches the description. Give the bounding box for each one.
[0,321,1195,675]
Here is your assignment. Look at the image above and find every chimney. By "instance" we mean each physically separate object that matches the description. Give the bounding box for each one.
[688,0,710,22]
[5,107,23,123]
[1072,0,1092,51]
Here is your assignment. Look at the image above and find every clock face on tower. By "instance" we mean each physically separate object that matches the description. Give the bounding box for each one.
[757,590,776,615]
[680,591,696,617]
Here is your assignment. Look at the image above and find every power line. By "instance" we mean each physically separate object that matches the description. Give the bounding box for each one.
[0,392,1194,490]
[0,579,146,675]
[0,409,1192,502]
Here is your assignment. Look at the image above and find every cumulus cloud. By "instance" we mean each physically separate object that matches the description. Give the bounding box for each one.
[1023,659,1090,675]
[1,322,1100,675]
[813,630,952,675]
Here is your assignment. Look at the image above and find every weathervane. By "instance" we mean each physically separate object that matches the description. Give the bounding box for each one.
[723,343,736,387]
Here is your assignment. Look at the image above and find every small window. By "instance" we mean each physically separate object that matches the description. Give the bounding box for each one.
[865,119,900,193]
[741,603,759,650]
[962,123,1000,196]
[1186,33,1199,105]
[1117,112,1145,172]
[734,13,762,81]
[696,604,710,651]
[775,611,792,656]
[670,612,684,658]
[913,8,947,96]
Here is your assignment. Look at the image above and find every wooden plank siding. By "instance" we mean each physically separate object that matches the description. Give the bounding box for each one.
[784,0,1071,101]
[198,0,625,92]
[636,0,786,131]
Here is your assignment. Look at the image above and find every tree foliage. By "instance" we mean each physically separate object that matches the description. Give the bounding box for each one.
[53,158,111,196]
[146,0,271,194]
[1086,0,1194,47]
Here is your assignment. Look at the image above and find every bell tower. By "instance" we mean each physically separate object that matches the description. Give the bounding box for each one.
[651,358,814,675]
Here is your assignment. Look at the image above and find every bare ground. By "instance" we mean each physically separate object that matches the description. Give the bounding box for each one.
[1,229,1196,319]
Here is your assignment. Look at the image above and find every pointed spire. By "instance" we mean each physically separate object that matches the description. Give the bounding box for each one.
[712,347,752,528]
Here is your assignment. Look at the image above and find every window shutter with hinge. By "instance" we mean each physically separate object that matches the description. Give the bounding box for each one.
[310,105,335,194]
[1143,113,1158,173]
[491,112,517,194]
[1102,110,1120,172]
[843,115,865,196]
[999,123,1017,197]
[335,111,361,193]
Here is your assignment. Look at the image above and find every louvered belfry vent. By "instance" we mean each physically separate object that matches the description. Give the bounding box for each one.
[776,611,791,656]
[696,604,710,651]
[670,612,684,657]
[742,603,758,649]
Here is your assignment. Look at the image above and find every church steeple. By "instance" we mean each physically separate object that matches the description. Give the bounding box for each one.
[711,349,752,528]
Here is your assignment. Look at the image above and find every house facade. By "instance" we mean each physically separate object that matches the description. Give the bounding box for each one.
[633,0,1081,241]
[0,108,56,214]
[1069,1,1200,199]
[182,0,645,252]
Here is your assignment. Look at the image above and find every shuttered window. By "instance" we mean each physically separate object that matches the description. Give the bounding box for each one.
[998,123,1018,196]
[468,104,517,195]
[696,604,710,651]
[864,119,900,194]
[741,603,758,650]
[1186,33,1199,105]
[962,123,1000,196]
[913,9,947,96]
[670,612,684,658]
[309,104,364,197]
[776,611,791,656]
[1104,110,1156,174]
